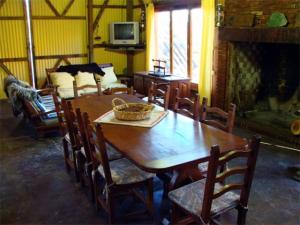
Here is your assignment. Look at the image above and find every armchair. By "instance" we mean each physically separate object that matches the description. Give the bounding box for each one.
[4,75,58,136]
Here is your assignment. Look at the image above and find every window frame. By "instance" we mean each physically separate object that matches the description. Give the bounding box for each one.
[154,3,201,89]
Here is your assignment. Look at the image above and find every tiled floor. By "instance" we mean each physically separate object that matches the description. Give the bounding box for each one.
[0,100,299,225]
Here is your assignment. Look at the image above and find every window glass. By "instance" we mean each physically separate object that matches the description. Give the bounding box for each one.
[153,8,202,83]
[154,11,170,73]
[172,9,188,76]
[191,8,203,83]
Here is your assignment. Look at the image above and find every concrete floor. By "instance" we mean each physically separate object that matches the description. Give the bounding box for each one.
[0,100,299,225]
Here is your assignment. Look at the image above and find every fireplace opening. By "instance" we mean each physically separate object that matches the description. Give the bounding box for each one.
[227,42,300,145]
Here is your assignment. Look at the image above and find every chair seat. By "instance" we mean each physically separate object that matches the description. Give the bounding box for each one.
[168,179,240,218]
[79,143,122,161]
[98,158,155,185]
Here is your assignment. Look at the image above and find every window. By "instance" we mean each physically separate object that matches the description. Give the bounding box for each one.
[153,7,203,83]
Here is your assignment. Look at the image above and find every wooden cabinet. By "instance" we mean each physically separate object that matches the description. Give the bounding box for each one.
[134,71,190,109]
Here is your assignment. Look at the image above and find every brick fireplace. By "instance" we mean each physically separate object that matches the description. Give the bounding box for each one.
[212,0,300,145]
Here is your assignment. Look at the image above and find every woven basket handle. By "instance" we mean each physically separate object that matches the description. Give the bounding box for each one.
[112,98,128,108]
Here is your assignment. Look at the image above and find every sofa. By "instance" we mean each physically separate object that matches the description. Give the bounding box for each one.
[46,63,128,99]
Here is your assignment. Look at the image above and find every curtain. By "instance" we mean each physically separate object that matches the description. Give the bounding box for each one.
[145,3,155,71]
[198,0,215,105]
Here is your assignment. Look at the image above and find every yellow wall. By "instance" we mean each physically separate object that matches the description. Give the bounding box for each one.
[0,0,147,99]
[31,0,87,87]
[93,1,127,74]
[0,0,29,99]
[133,7,146,73]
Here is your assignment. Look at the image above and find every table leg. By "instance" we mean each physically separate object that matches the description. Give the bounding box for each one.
[169,164,205,190]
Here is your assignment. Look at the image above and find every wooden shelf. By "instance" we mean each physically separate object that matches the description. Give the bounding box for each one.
[217,27,300,44]
[93,43,145,51]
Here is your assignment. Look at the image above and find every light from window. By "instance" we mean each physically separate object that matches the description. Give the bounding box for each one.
[191,8,203,83]
[154,11,170,73]
[153,7,202,83]
[172,9,188,76]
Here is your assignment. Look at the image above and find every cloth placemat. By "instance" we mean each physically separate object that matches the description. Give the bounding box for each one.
[94,106,168,128]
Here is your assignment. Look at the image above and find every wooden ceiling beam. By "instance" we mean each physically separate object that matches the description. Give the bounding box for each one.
[92,5,126,9]
[93,0,109,31]
[0,0,6,10]
[61,0,75,16]
[45,0,60,16]
[0,61,13,75]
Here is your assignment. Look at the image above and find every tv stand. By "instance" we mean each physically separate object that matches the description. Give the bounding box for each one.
[101,43,145,52]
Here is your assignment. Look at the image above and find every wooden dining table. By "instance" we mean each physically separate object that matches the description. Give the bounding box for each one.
[71,94,247,189]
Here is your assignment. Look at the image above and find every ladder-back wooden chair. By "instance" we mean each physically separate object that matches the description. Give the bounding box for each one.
[73,80,102,98]
[83,113,155,224]
[148,81,170,111]
[169,135,261,225]
[58,98,81,182]
[198,97,237,174]
[200,97,236,133]
[173,87,200,121]
[75,108,123,202]
[52,93,71,172]
[107,86,134,95]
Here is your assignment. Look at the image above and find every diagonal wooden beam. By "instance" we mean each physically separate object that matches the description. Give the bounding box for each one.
[0,0,7,10]
[93,0,109,31]
[0,61,13,75]
[45,0,60,17]
[61,0,74,16]
[53,58,64,70]
[62,57,71,65]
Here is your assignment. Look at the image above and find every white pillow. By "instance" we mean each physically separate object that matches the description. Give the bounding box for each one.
[50,72,74,88]
[100,66,118,86]
[75,71,96,87]
[57,87,75,99]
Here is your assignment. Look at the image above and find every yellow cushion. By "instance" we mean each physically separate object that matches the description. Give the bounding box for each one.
[57,87,75,99]
[100,67,118,86]
[50,72,74,89]
[75,71,96,87]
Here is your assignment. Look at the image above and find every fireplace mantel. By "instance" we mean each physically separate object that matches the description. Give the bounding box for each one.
[217,27,300,44]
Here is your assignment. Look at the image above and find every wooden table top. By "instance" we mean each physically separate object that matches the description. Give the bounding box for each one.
[71,94,247,173]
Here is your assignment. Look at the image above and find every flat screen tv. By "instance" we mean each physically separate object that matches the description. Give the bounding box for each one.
[110,22,139,45]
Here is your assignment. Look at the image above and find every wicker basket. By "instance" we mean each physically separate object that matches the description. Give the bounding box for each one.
[112,98,154,121]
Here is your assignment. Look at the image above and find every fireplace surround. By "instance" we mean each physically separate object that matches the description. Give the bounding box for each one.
[213,27,300,146]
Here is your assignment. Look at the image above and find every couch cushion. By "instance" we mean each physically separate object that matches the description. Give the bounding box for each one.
[50,72,74,89]
[57,87,75,99]
[100,66,118,86]
[75,71,96,87]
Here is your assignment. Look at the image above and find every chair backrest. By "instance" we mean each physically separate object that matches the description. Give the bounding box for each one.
[108,86,134,95]
[178,82,191,98]
[200,97,236,133]
[73,80,102,98]
[61,100,81,148]
[201,136,261,223]
[173,87,200,121]
[45,68,58,86]
[148,81,170,111]
[52,93,67,136]
[82,112,114,186]
[75,108,92,162]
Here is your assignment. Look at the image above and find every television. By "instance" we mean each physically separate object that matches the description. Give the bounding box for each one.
[110,22,139,45]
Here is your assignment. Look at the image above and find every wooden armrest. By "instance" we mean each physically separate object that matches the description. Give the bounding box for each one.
[31,109,56,119]
[37,88,54,94]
